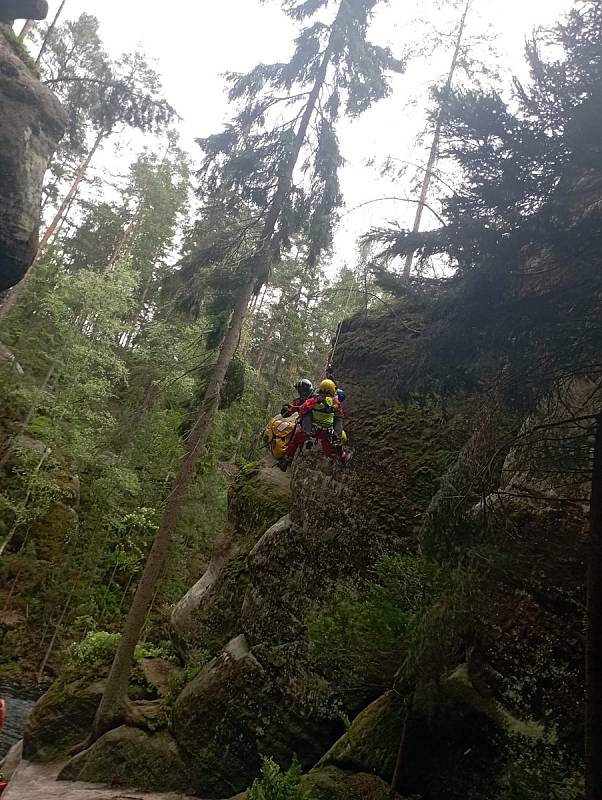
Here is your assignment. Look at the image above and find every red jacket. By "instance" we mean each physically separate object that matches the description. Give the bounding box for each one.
[281,398,303,417]
[299,394,344,417]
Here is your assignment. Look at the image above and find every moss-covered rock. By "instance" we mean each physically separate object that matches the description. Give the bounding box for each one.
[316,691,405,781]
[301,765,390,800]
[171,635,342,798]
[318,678,509,800]
[58,725,193,793]
[170,462,290,656]
[22,678,104,762]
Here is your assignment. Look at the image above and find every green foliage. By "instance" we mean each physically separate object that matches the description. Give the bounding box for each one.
[498,740,583,800]
[0,25,38,75]
[64,631,121,675]
[310,554,462,688]
[248,757,308,800]
[164,648,210,706]
[310,551,484,698]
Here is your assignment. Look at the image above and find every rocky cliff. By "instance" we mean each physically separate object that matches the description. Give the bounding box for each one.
[0,26,66,291]
[23,299,586,799]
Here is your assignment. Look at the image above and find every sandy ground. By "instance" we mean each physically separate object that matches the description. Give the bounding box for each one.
[3,760,198,800]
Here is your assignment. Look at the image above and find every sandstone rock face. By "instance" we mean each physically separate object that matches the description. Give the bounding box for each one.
[55,289,587,797]
[0,29,66,290]
[170,463,291,655]
[171,634,341,798]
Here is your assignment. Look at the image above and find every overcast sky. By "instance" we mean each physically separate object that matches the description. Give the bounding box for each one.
[36,0,574,272]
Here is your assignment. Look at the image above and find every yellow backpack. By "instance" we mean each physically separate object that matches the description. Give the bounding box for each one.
[266,414,298,459]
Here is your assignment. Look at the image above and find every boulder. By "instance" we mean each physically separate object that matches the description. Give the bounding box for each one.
[316,691,405,781]
[0,2,48,23]
[318,678,508,800]
[171,635,341,798]
[0,28,66,290]
[22,678,104,762]
[58,726,193,794]
[301,766,390,800]
[170,462,290,656]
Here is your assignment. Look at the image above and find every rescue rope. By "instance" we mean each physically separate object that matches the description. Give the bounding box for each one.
[327,276,355,371]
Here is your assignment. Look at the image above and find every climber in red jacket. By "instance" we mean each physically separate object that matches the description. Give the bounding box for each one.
[278,379,349,471]
[281,378,314,418]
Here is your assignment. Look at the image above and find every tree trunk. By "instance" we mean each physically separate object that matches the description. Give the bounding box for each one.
[0,446,51,557]
[104,201,144,274]
[0,362,55,468]
[36,588,73,683]
[586,413,602,800]
[0,130,104,321]
[388,696,410,800]
[39,129,105,255]
[403,0,472,278]
[35,0,66,65]
[18,18,35,38]
[76,277,255,747]
[78,1,345,751]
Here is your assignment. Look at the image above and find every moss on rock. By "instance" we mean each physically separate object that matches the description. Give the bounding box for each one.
[58,725,193,793]
[171,637,342,798]
[301,765,390,800]
[316,691,405,781]
[22,678,105,762]
[230,461,290,536]
[170,462,290,656]
[318,679,509,800]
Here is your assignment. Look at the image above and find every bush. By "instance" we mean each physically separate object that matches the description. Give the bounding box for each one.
[498,741,583,800]
[248,757,308,800]
[64,631,179,684]
[164,648,210,706]
[65,630,120,675]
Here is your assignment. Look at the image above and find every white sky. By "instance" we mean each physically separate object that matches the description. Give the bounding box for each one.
[36,0,574,272]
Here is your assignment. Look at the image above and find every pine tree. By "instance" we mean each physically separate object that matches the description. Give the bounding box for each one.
[78,0,403,748]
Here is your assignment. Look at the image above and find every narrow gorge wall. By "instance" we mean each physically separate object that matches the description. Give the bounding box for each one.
[0,28,66,290]
[25,299,587,799]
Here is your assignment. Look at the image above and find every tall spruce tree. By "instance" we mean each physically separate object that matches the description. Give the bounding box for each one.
[77,0,403,748]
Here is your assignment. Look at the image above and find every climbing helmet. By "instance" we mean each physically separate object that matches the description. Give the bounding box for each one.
[319,379,336,396]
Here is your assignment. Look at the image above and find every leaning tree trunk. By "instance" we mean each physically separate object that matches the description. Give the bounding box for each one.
[35,0,66,65]
[79,278,255,745]
[38,128,105,255]
[403,0,472,278]
[18,18,35,39]
[586,413,602,800]
[79,2,345,750]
